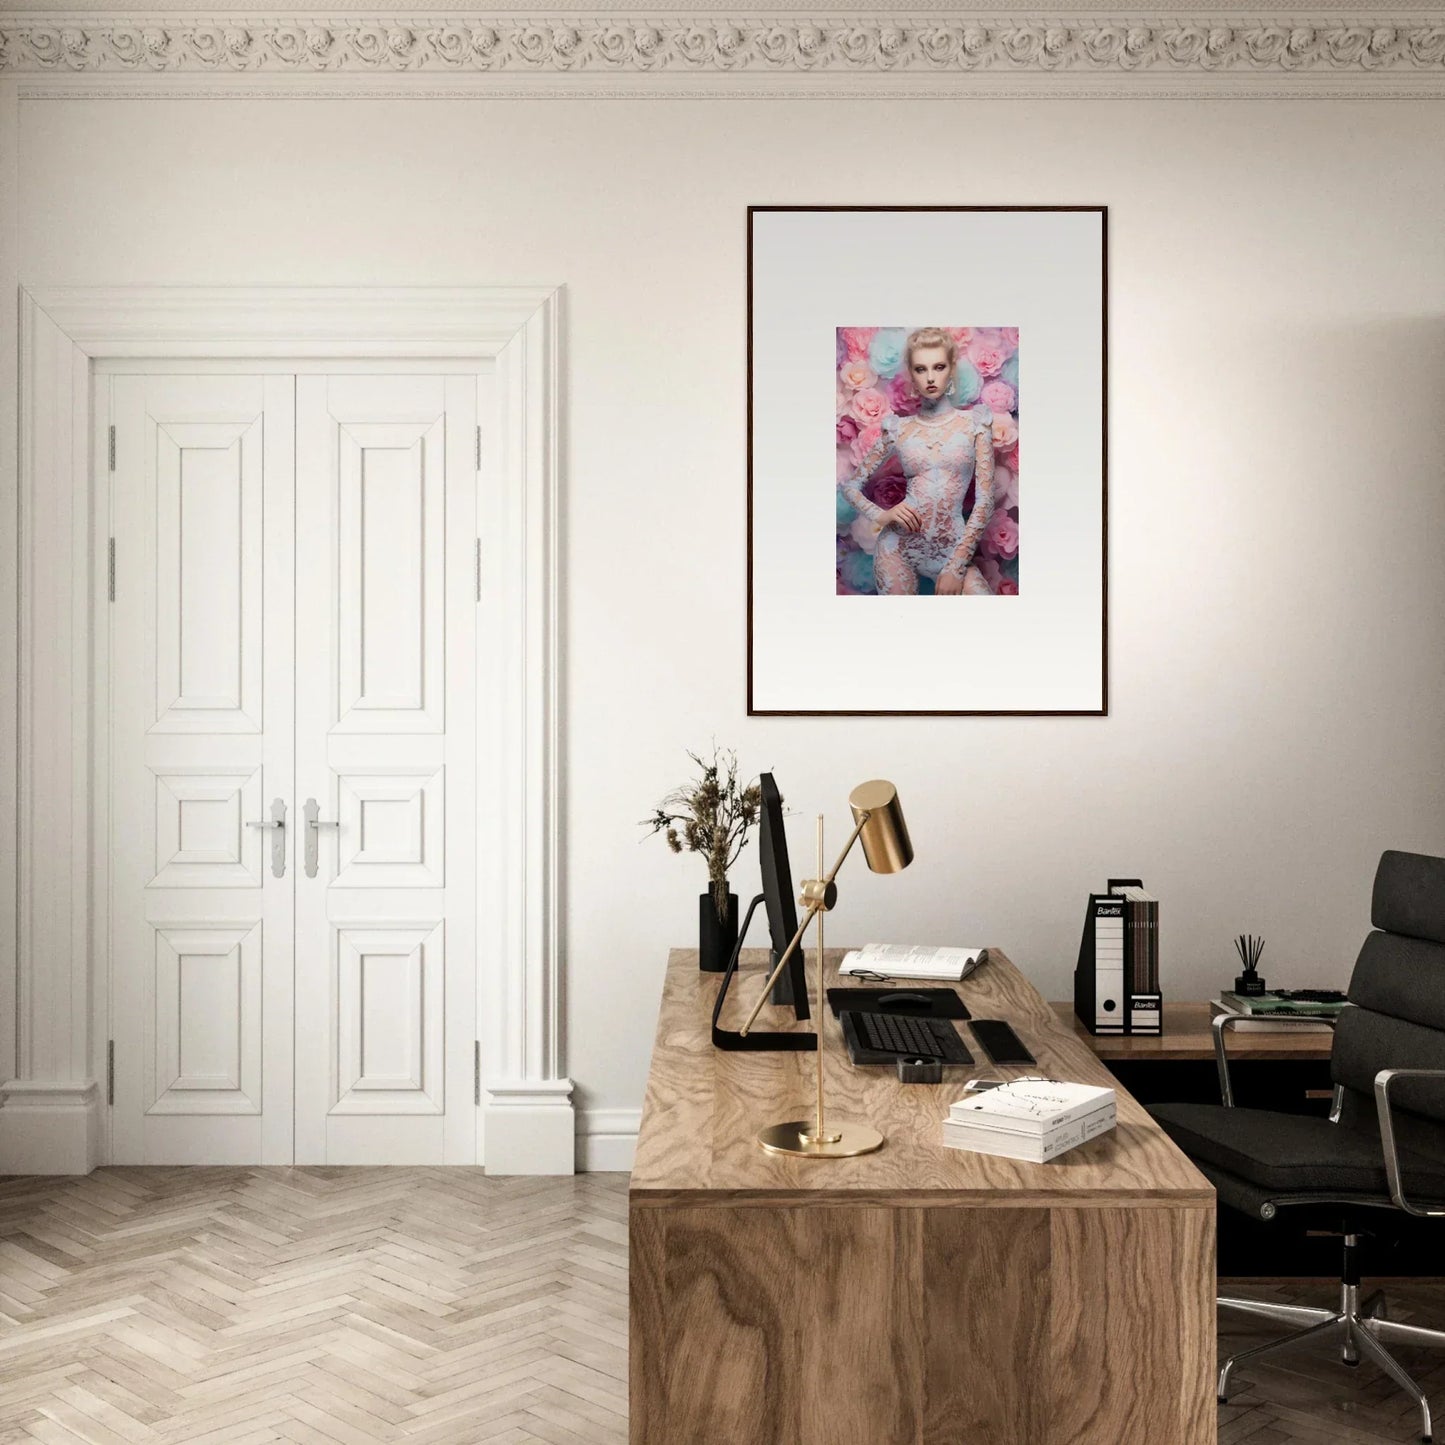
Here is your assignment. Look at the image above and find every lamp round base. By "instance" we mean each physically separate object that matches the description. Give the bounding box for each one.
[757,1119,884,1158]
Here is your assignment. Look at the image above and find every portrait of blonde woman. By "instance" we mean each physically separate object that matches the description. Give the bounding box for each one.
[836,325,1020,597]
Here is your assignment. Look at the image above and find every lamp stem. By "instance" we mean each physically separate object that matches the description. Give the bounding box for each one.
[814,815,828,1144]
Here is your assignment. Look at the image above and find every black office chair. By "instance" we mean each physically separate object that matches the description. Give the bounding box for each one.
[1151,849,1445,1444]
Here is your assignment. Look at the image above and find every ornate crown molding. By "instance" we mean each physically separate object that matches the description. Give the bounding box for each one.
[3,13,1445,84]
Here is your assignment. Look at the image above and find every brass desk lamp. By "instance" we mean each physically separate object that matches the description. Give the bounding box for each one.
[739,779,913,1158]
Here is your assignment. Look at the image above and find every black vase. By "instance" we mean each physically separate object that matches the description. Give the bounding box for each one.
[699,889,739,973]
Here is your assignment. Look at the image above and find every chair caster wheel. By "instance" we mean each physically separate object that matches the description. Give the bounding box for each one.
[1343,1358,1360,1368]
[1217,1397,1227,1405]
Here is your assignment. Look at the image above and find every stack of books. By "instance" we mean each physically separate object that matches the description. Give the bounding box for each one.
[941,1079,1117,1163]
[1210,990,1347,1033]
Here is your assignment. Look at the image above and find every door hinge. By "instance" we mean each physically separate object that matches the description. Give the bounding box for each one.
[474,538,482,603]
[474,1041,481,1106]
[475,424,482,472]
[106,1040,115,1106]
[107,425,116,472]
[107,538,116,602]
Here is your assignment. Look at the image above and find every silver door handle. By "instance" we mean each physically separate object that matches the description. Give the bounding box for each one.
[246,797,288,878]
[303,797,339,879]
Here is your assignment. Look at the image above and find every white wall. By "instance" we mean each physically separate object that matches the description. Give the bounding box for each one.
[15,94,1445,1149]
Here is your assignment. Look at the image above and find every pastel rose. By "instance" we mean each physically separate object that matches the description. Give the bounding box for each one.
[981,380,1016,415]
[967,340,1007,377]
[850,387,890,426]
[948,327,974,349]
[1000,326,1020,350]
[867,472,907,511]
[868,330,907,379]
[839,327,878,361]
[991,414,1019,450]
[850,514,884,556]
[887,373,921,417]
[991,464,1018,508]
[851,422,882,465]
[838,359,877,393]
[985,512,1020,559]
[972,327,1004,347]
[995,577,1019,596]
[976,555,1003,593]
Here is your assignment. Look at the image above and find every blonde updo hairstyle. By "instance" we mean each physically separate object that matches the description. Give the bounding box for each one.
[904,327,958,393]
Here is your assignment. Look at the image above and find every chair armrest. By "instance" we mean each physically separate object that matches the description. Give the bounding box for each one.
[1213,1010,1339,1108]
[1375,1068,1445,1217]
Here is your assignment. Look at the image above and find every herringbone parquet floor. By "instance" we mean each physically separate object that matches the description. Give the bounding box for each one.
[2,1168,1445,1443]
[0,1169,628,1445]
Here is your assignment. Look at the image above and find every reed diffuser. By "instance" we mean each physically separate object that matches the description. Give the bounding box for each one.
[1234,934,1266,997]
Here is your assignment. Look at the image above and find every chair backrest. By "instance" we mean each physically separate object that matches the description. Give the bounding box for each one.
[1332,850,1445,1130]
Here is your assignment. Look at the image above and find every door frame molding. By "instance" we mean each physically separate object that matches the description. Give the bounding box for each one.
[4,286,572,1174]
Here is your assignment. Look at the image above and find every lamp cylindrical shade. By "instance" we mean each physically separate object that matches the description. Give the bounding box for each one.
[848,780,913,874]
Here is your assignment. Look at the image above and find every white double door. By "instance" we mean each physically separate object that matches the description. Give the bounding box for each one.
[108,370,479,1165]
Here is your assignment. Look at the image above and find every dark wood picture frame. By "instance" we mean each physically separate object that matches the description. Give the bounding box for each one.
[746,204,1109,717]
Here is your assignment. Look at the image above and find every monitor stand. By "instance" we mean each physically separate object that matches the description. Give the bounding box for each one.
[711,894,816,1052]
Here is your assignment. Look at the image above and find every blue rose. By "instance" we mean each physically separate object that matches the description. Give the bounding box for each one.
[837,491,858,530]
[868,328,907,380]
[840,546,876,594]
[952,358,983,407]
[1001,353,1019,389]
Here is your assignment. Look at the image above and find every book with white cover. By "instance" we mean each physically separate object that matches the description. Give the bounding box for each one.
[839,943,985,982]
[942,1103,1116,1163]
[949,1078,1115,1134]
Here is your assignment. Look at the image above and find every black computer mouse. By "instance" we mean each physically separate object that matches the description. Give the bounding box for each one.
[878,992,932,1009]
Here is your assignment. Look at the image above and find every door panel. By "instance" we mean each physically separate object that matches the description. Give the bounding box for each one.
[294,374,477,1165]
[110,375,295,1164]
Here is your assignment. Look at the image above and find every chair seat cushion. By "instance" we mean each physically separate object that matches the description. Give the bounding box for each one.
[1149,1102,1445,1198]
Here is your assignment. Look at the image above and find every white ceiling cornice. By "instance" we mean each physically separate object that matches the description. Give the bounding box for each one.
[4,11,1445,93]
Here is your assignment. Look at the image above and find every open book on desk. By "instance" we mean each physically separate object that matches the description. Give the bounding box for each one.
[839,943,987,982]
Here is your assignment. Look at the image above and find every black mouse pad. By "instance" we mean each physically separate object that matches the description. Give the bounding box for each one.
[826,987,970,1020]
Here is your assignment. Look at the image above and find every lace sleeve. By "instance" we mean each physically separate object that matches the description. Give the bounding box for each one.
[839,419,896,525]
[941,422,995,583]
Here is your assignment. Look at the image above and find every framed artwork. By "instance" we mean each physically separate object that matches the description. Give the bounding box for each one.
[747,205,1107,716]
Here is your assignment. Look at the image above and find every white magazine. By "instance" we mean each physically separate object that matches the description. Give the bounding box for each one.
[838,943,986,982]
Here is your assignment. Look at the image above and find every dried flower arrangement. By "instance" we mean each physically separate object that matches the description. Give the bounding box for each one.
[643,747,763,923]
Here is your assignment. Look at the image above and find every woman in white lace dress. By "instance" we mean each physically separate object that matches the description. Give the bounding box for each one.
[839,328,995,596]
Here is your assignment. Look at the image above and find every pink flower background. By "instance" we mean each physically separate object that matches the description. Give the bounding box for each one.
[836,326,1020,596]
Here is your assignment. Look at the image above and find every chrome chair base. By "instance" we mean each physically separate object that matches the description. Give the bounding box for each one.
[1219,1278,1445,1443]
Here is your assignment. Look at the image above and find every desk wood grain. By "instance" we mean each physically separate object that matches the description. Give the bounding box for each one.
[631,948,1213,1206]
[629,949,1217,1445]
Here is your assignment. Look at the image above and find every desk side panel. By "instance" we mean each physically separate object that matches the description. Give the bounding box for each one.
[630,1200,1216,1445]
[1049,1205,1216,1445]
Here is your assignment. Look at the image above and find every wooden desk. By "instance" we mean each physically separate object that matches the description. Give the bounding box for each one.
[631,949,1216,1445]
[1053,1000,1334,1062]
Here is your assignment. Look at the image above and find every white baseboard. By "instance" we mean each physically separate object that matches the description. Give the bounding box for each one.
[483,1078,576,1175]
[576,1107,639,1173]
[0,1080,102,1175]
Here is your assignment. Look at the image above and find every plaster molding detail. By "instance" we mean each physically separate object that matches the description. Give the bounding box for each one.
[4,15,1445,78]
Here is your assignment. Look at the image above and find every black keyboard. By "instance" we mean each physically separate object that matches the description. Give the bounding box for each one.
[842,1010,974,1065]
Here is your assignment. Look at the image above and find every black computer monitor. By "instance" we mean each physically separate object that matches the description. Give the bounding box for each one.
[709,772,815,1051]
[758,773,810,1019]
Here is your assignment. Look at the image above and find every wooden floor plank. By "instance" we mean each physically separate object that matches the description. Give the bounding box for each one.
[0,1169,1443,1442]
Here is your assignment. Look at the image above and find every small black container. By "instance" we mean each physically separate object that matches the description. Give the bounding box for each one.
[1235,972,1268,997]
[699,890,739,973]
